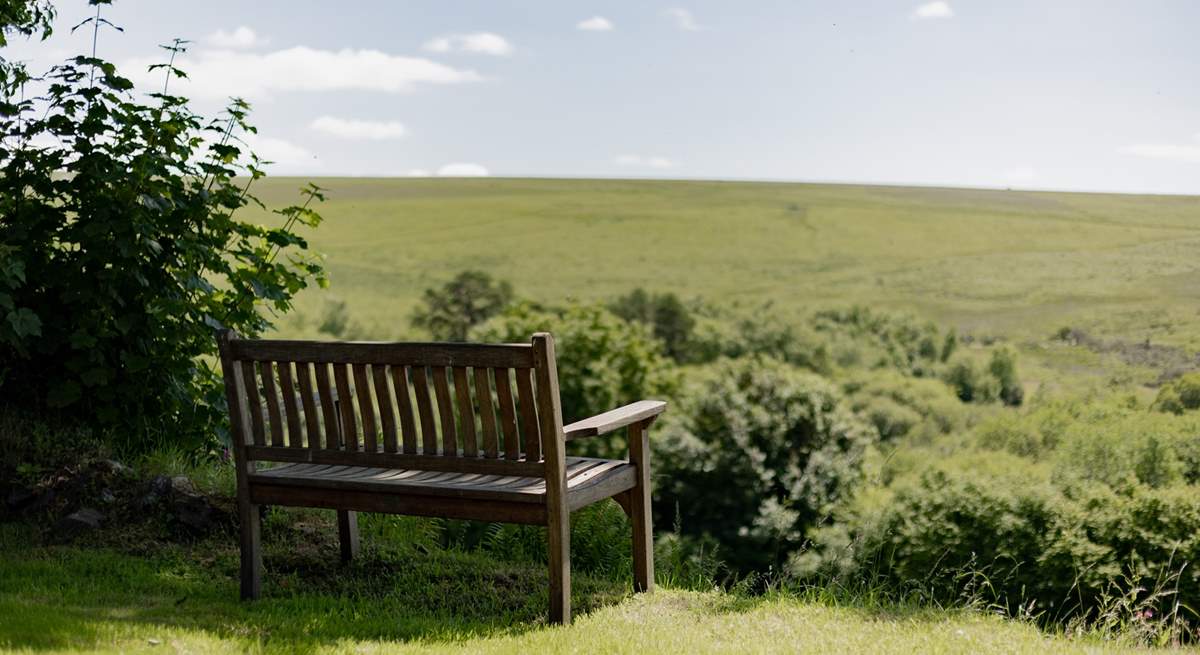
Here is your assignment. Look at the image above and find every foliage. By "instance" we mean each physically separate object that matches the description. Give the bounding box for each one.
[653,356,877,573]
[941,349,1023,406]
[0,12,325,452]
[811,306,955,376]
[842,370,968,443]
[608,288,697,363]
[412,270,514,342]
[473,302,678,455]
[1153,372,1200,414]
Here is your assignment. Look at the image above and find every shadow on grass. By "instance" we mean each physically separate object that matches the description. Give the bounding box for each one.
[0,520,628,653]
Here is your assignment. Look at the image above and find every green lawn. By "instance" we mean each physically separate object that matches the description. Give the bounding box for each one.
[249,177,1200,353]
[0,523,1162,654]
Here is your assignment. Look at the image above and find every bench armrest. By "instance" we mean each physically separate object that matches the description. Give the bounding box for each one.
[562,400,667,441]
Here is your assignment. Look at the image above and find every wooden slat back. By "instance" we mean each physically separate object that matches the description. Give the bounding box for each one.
[220,335,555,476]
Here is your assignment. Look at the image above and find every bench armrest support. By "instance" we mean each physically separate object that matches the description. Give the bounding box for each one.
[562,400,667,441]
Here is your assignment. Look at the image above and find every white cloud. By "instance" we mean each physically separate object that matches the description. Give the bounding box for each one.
[205,26,267,49]
[577,16,614,32]
[407,169,431,177]
[242,134,318,173]
[912,2,954,19]
[1119,135,1200,163]
[615,154,674,169]
[423,32,513,56]
[310,116,406,140]
[124,47,481,99]
[663,8,704,31]
[437,162,490,176]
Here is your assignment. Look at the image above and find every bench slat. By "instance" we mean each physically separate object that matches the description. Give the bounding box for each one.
[294,363,320,450]
[240,361,265,447]
[494,368,521,460]
[432,367,457,456]
[475,366,499,459]
[229,340,534,369]
[245,446,547,476]
[278,362,303,448]
[261,361,285,447]
[453,367,478,457]
[515,367,541,462]
[333,363,358,451]
[411,366,438,455]
[352,364,378,452]
[391,366,418,454]
[373,365,398,453]
[314,363,339,450]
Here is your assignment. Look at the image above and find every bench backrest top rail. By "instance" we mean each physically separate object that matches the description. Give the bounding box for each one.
[217,333,559,477]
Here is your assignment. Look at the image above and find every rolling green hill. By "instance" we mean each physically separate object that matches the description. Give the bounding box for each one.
[252,177,1200,388]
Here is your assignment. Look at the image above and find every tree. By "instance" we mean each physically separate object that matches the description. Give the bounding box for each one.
[411,270,513,341]
[0,4,326,452]
[609,288,697,363]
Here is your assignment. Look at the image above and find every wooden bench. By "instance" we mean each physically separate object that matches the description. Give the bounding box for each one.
[216,331,665,624]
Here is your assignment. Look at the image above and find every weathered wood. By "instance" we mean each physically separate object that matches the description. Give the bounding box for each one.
[229,339,534,369]
[245,446,546,476]
[533,333,571,624]
[515,368,542,462]
[217,332,261,601]
[277,362,303,447]
[313,363,339,450]
[261,361,285,447]
[337,510,359,562]
[390,366,418,454]
[295,362,321,450]
[493,369,521,460]
[251,484,548,525]
[629,419,654,593]
[474,367,499,459]
[411,366,438,455]
[333,363,358,451]
[372,365,399,453]
[432,367,458,455]
[240,361,265,447]
[453,367,478,457]
[563,400,667,441]
[352,364,378,452]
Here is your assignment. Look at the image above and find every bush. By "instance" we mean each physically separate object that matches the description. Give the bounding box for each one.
[0,13,325,452]
[609,288,697,363]
[843,371,968,442]
[472,302,678,455]
[1153,372,1200,414]
[829,464,1200,629]
[653,357,877,573]
[411,270,513,341]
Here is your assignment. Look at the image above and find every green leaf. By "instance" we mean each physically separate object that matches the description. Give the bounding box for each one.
[7,308,42,337]
[47,381,82,408]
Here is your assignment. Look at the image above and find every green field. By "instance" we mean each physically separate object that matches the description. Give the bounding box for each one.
[253,177,1200,388]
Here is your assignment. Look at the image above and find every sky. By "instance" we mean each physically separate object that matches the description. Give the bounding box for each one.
[4,0,1200,194]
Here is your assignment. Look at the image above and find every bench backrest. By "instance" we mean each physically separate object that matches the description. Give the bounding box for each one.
[216,332,564,478]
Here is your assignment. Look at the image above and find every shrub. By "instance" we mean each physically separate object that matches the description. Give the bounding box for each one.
[472,302,678,455]
[653,357,877,572]
[811,306,954,376]
[411,270,513,341]
[843,371,968,442]
[609,288,697,363]
[0,13,325,452]
[1153,372,1200,414]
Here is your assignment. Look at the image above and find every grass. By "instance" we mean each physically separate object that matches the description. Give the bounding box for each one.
[0,521,1167,654]
[250,178,1200,349]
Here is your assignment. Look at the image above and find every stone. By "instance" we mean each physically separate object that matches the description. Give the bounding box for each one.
[5,486,36,511]
[170,476,196,496]
[53,507,104,540]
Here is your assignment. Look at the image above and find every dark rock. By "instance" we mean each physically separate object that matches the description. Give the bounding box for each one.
[172,493,214,534]
[99,488,116,504]
[98,460,128,476]
[53,507,104,540]
[170,476,196,496]
[138,475,171,509]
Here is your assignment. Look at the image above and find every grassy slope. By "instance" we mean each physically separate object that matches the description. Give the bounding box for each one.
[0,524,1157,655]
[252,178,1200,352]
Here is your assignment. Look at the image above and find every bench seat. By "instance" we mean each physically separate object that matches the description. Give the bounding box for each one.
[250,457,636,507]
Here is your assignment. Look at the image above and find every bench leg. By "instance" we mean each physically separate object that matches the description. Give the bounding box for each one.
[630,421,654,593]
[337,510,360,562]
[547,507,571,625]
[239,501,262,600]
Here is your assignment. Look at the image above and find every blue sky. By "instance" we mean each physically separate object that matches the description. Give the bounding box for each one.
[6,0,1200,193]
